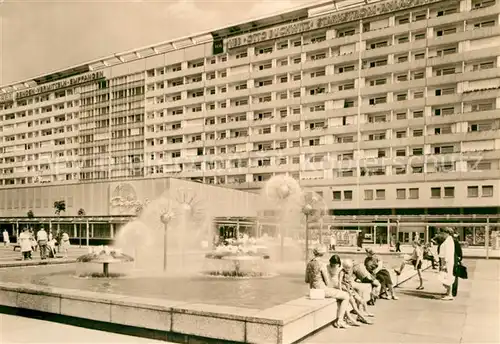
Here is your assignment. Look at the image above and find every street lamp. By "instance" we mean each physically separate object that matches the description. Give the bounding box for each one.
[160,210,174,272]
[302,203,315,263]
[264,175,301,262]
[301,192,326,264]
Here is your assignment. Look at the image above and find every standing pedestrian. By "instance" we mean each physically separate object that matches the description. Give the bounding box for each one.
[356,231,364,251]
[438,227,456,301]
[19,228,32,260]
[2,229,10,246]
[36,227,48,260]
[60,232,70,258]
[452,231,463,297]
[329,233,337,251]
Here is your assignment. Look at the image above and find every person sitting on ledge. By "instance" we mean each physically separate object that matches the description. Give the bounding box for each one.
[364,248,398,300]
[305,246,351,329]
[365,256,398,300]
[423,242,438,269]
[329,256,374,325]
[352,259,381,306]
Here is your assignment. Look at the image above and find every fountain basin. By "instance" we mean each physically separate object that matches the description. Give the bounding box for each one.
[0,260,429,344]
[0,255,429,343]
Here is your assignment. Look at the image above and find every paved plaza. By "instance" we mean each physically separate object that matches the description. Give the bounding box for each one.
[0,313,169,344]
[306,259,500,344]
[0,241,498,344]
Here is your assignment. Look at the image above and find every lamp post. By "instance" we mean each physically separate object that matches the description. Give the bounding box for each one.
[160,211,174,272]
[302,203,314,264]
[276,184,291,262]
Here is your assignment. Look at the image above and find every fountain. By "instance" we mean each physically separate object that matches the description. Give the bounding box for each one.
[113,188,207,274]
[0,179,428,344]
[204,236,273,278]
[261,175,303,262]
[76,245,134,278]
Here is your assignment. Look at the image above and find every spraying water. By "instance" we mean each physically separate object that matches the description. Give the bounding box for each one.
[113,189,207,275]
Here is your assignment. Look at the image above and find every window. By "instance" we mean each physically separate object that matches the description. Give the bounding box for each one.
[333,191,342,201]
[444,187,455,198]
[369,97,387,105]
[396,189,406,199]
[396,93,408,101]
[376,189,385,200]
[413,110,423,118]
[396,131,407,138]
[472,61,494,71]
[482,185,493,197]
[467,186,479,197]
[413,129,423,137]
[431,187,441,198]
[397,55,409,63]
[396,74,408,82]
[396,112,407,120]
[398,36,409,43]
[409,188,419,199]
[364,189,374,200]
[344,190,353,200]
[412,166,423,173]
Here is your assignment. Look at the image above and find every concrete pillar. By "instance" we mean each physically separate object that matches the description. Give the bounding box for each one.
[73,223,77,237]
[396,221,400,243]
[110,223,115,239]
[386,220,391,246]
[86,221,90,247]
[485,219,490,260]
[91,223,94,238]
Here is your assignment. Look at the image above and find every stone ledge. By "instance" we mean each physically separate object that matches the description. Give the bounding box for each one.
[0,258,77,268]
[0,263,428,344]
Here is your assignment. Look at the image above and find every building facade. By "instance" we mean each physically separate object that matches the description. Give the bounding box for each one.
[0,177,260,243]
[1,0,500,216]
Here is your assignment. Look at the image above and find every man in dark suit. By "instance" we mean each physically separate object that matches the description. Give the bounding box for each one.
[452,231,463,297]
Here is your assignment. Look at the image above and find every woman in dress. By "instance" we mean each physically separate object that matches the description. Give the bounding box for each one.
[305,246,350,329]
[60,232,70,257]
[329,255,373,325]
[19,228,32,260]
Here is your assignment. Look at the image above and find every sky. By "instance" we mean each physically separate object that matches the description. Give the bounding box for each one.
[0,0,317,86]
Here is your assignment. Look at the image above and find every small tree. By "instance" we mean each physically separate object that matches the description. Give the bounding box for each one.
[27,210,35,230]
[54,200,66,216]
[77,208,86,248]
[54,200,66,252]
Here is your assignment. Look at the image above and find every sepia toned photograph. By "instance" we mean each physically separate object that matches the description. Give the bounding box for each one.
[0,0,499,343]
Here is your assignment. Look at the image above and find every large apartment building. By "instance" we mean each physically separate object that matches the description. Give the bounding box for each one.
[0,0,500,216]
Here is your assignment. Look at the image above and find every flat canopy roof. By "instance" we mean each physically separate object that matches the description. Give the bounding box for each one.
[3,0,384,94]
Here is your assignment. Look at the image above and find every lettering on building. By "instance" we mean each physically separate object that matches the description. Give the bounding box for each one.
[109,183,150,215]
[0,92,13,104]
[226,0,444,49]
[16,71,105,99]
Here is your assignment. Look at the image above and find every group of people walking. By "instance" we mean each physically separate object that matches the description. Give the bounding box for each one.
[4,227,71,260]
[306,227,465,328]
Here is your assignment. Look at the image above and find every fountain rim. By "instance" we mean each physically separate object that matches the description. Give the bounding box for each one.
[207,255,270,261]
